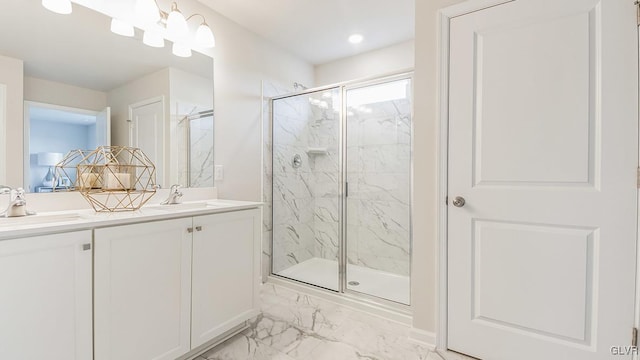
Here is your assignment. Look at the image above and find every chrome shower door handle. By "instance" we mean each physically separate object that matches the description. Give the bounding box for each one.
[452,196,466,208]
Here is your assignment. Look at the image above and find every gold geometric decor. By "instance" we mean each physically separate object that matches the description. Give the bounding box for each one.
[52,149,93,192]
[76,146,157,212]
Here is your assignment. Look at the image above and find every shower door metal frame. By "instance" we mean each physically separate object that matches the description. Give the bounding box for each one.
[269,70,414,309]
[269,84,344,293]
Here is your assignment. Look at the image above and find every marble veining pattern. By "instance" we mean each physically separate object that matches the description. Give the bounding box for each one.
[198,283,441,360]
[346,92,412,277]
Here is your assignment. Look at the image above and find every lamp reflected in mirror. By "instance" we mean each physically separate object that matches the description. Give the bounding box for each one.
[37,152,63,187]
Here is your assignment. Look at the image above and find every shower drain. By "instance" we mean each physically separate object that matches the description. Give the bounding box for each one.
[348,281,360,286]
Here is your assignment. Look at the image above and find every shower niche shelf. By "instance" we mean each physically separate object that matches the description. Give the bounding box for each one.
[306,147,328,155]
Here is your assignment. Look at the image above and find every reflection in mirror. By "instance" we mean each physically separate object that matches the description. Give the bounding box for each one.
[0,1,214,192]
[178,106,214,187]
[25,101,109,193]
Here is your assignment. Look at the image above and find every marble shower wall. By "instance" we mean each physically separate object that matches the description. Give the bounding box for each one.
[271,88,341,275]
[188,116,214,187]
[173,102,214,187]
[346,82,412,276]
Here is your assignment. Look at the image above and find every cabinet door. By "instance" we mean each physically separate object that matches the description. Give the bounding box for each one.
[94,218,192,360]
[0,231,92,360]
[191,209,261,348]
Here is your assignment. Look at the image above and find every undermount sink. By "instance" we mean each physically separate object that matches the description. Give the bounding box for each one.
[147,202,225,212]
[0,213,85,227]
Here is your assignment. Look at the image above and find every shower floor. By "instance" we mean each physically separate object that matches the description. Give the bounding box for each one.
[277,257,410,304]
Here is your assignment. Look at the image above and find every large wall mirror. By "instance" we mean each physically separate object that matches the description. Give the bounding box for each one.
[0,1,214,192]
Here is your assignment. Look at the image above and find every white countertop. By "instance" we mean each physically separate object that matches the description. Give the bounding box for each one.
[0,199,262,240]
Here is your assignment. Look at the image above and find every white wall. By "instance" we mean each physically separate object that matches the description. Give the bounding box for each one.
[315,40,414,86]
[412,0,466,337]
[203,8,315,200]
[24,77,107,111]
[0,55,23,187]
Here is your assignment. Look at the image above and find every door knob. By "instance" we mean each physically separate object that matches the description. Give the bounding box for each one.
[452,196,466,207]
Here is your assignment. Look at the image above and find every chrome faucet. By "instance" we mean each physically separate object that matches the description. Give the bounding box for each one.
[161,184,183,205]
[0,187,35,217]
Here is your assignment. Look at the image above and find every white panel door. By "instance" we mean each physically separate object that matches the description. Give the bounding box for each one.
[447,0,638,359]
[191,209,261,348]
[0,231,92,360]
[130,98,164,185]
[94,218,193,360]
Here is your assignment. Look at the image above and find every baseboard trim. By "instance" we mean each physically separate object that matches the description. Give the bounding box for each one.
[409,327,436,350]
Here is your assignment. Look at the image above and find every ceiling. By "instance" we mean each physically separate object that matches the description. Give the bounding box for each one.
[196,0,415,65]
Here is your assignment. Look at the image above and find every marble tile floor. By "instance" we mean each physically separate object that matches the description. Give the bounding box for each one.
[276,257,410,304]
[197,282,445,360]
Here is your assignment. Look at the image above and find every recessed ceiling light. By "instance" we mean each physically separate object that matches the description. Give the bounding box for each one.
[348,34,363,44]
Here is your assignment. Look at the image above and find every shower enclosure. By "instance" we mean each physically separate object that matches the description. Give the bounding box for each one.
[271,74,412,305]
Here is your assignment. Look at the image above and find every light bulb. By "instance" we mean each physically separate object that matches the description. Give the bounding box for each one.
[166,7,188,40]
[172,42,192,58]
[135,0,160,24]
[143,29,164,48]
[42,0,72,14]
[348,34,364,44]
[111,18,134,37]
[195,23,215,48]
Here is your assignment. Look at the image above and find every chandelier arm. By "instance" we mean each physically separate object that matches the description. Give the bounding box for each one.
[185,13,207,24]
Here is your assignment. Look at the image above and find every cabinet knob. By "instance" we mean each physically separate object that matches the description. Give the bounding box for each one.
[187,227,193,233]
[195,226,202,232]
[82,243,91,251]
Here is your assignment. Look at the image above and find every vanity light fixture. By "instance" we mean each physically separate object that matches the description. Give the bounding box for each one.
[143,28,165,48]
[110,18,135,37]
[172,42,192,57]
[166,3,189,40]
[195,19,216,48]
[135,0,161,24]
[135,0,216,56]
[42,0,72,15]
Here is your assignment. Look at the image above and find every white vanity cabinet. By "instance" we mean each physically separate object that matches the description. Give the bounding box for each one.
[191,210,261,348]
[94,208,261,360]
[94,217,193,360]
[0,231,93,360]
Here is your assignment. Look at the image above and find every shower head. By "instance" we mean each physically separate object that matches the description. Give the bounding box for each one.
[293,82,307,91]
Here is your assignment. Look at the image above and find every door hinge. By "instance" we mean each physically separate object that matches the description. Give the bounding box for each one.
[345,182,349,197]
[633,327,638,347]
[445,196,449,205]
[635,1,640,26]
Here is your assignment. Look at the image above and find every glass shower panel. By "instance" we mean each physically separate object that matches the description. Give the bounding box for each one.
[345,78,412,304]
[272,88,341,291]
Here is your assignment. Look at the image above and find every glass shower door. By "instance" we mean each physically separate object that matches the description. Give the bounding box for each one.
[271,88,342,291]
[345,78,412,304]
